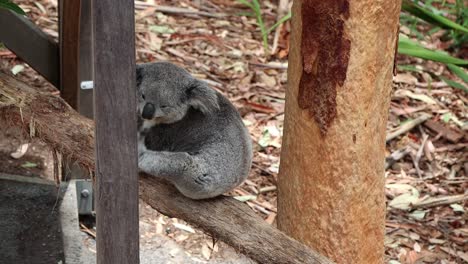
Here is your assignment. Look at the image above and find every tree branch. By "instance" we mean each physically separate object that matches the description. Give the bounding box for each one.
[0,72,333,264]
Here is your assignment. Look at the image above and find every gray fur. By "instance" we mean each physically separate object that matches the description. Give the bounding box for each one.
[137,62,252,199]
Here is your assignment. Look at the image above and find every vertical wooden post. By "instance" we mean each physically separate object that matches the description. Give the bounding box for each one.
[278,1,401,263]
[78,0,94,119]
[93,0,139,263]
[59,0,81,108]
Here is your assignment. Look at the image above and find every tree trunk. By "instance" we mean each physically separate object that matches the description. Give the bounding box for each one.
[278,1,401,263]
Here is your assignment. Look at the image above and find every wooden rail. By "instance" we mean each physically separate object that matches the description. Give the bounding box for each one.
[0,9,59,87]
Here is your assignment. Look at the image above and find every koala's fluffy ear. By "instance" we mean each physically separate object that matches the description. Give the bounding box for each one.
[136,64,144,87]
[186,81,220,114]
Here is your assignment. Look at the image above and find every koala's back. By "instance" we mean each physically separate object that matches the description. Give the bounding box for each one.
[145,92,252,184]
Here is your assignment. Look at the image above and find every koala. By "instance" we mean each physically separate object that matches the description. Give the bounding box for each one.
[137,62,253,200]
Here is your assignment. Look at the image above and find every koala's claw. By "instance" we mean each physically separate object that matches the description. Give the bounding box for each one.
[194,173,211,185]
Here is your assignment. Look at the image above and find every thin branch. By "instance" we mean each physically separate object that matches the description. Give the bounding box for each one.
[386,114,431,142]
[411,194,468,210]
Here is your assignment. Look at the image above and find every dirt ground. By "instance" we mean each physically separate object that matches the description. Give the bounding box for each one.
[0,179,64,264]
[0,0,467,263]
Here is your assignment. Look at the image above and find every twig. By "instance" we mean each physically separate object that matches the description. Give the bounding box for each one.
[271,0,289,54]
[415,81,449,88]
[386,114,431,142]
[413,134,429,179]
[80,223,97,238]
[411,194,468,210]
[249,61,288,70]
[134,2,227,18]
[385,146,411,170]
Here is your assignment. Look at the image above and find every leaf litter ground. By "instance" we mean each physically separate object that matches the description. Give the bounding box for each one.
[0,0,466,263]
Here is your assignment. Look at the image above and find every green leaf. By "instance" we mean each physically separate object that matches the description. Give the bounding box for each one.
[447,64,468,83]
[265,12,292,35]
[0,0,25,15]
[401,0,468,33]
[398,35,468,65]
[149,25,175,34]
[236,0,254,9]
[439,76,468,92]
[397,64,422,73]
[21,162,38,168]
[441,112,452,123]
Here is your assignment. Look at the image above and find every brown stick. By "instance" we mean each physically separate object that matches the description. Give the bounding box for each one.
[0,72,333,264]
[411,194,467,210]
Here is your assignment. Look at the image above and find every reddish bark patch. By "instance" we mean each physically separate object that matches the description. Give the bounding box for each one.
[298,0,351,135]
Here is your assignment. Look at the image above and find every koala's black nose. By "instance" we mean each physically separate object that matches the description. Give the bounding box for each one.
[142,103,155,119]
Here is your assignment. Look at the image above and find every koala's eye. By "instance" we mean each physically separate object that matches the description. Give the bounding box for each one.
[141,94,145,100]
[161,105,169,109]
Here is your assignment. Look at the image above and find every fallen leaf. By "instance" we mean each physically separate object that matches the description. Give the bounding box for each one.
[149,25,175,34]
[450,204,465,213]
[394,73,418,85]
[10,143,29,159]
[400,90,437,104]
[233,195,257,202]
[172,223,195,233]
[428,238,445,244]
[413,242,421,252]
[11,64,25,75]
[409,210,426,220]
[389,187,420,210]
[201,243,211,260]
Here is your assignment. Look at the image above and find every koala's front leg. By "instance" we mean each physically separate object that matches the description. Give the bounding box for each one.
[138,150,195,180]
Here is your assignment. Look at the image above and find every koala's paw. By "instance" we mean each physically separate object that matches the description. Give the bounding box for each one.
[138,139,147,157]
[194,173,211,186]
[138,151,152,173]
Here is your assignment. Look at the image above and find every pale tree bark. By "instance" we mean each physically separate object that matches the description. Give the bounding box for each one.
[278,1,401,263]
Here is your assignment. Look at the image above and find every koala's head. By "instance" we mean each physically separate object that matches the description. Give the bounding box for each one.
[136,62,219,125]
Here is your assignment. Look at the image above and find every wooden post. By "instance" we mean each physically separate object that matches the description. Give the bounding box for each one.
[278,1,401,263]
[59,0,81,108]
[92,0,139,263]
[78,0,94,119]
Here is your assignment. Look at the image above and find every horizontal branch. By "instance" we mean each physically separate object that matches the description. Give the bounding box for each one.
[0,72,333,264]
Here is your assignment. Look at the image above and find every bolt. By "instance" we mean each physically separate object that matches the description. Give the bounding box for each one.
[81,189,90,198]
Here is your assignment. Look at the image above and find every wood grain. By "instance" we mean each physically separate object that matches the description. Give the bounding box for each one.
[0,72,334,264]
[278,1,402,263]
[92,0,139,262]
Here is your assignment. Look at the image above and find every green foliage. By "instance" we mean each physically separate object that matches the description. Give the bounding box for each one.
[399,1,467,92]
[401,0,468,33]
[447,64,468,83]
[237,0,268,51]
[398,35,468,65]
[236,0,290,53]
[0,0,25,15]
[266,12,291,36]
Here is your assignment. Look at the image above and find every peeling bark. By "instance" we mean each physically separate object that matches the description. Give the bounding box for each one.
[298,0,351,135]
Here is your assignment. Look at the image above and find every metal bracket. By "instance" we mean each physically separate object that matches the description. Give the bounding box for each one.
[75,179,94,216]
[80,80,94,90]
